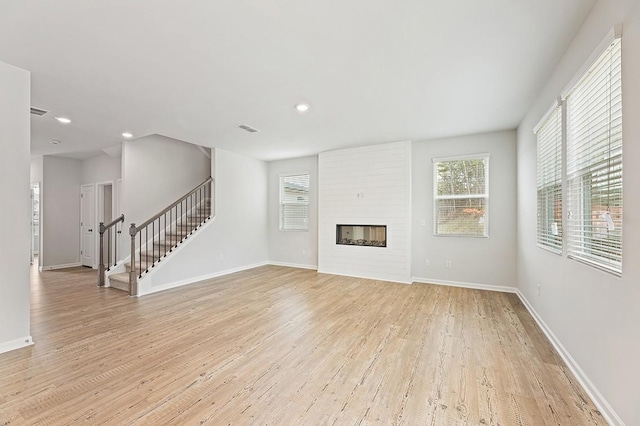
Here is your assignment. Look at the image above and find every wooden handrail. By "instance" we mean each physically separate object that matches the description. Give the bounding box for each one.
[134,177,212,232]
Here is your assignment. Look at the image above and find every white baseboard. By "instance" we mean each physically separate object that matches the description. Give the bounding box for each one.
[0,336,34,355]
[411,277,518,293]
[268,261,318,270]
[139,261,270,296]
[515,290,624,426]
[41,262,83,271]
[317,269,412,285]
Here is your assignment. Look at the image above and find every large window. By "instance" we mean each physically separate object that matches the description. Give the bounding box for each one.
[433,155,489,237]
[535,104,563,253]
[565,37,622,274]
[279,173,310,231]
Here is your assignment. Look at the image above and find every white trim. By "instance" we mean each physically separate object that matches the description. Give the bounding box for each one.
[138,261,269,296]
[41,262,83,271]
[533,98,562,135]
[411,277,517,293]
[318,269,412,285]
[0,336,34,355]
[431,152,491,163]
[515,290,624,426]
[268,261,317,270]
[561,26,621,100]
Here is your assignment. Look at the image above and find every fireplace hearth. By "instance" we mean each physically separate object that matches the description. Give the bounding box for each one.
[336,224,386,247]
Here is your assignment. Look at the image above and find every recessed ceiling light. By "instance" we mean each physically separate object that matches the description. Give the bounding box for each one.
[54,116,71,124]
[50,140,60,145]
[295,103,310,113]
[122,132,133,138]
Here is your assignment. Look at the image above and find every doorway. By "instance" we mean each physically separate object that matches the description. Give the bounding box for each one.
[30,183,40,266]
[80,184,96,267]
[96,182,115,266]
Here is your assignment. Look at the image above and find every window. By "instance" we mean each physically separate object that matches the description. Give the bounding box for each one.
[535,104,563,253]
[565,37,622,274]
[433,155,489,237]
[279,173,309,231]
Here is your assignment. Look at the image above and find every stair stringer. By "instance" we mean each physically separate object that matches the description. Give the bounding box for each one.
[135,216,216,296]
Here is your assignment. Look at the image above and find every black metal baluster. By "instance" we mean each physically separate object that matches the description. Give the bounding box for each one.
[113,225,116,268]
[107,231,111,270]
[138,231,142,278]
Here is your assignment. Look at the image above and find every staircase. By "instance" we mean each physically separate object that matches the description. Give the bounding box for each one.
[103,177,213,295]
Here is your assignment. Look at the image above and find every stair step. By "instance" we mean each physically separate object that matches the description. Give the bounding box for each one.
[108,273,131,292]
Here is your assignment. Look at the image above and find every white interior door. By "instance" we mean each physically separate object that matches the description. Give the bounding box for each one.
[80,184,96,267]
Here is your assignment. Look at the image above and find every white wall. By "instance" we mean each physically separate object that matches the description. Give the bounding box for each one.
[122,134,210,228]
[80,152,121,185]
[318,141,412,283]
[412,130,517,289]
[517,1,640,424]
[268,156,318,269]
[30,156,43,184]
[0,61,31,353]
[41,156,82,269]
[138,149,269,295]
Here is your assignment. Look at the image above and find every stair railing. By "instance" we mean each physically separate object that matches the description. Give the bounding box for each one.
[98,214,125,286]
[128,177,213,296]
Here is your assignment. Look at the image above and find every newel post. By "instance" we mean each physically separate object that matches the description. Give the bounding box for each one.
[129,223,138,296]
[97,222,106,287]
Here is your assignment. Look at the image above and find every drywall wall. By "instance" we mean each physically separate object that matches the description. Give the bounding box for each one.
[80,153,121,185]
[268,156,318,268]
[122,134,210,228]
[138,149,269,295]
[412,130,517,289]
[516,1,640,424]
[318,141,412,283]
[30,156,43,184]
[41,156,82,269]
[0,60,31,353]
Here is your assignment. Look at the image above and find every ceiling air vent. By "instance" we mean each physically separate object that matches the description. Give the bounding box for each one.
[238,124,258,133]
[30,106,49,116]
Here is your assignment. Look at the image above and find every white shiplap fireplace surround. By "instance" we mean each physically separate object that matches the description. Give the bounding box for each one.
[318,141,412,283]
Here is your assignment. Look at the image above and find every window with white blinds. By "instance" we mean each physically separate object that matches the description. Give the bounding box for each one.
[433,155,489,237]
[279,173,310,231]
[536,105,563,253]
[565,37,622,275]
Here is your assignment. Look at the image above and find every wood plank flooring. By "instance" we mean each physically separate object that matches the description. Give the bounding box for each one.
[0,264,605,425]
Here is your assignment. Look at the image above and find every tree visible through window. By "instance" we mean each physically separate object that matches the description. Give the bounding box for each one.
[433,155,489,237]
[279,173,309,231]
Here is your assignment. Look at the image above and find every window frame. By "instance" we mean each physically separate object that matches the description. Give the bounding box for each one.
[563,36,623,276]
[279,172,310,232]
[532,27,623,277]
[432,153,490,238]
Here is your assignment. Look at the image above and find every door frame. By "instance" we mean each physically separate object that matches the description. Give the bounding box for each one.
[80,183,96,268]
[96,180,116,268]
[30,182,41,267]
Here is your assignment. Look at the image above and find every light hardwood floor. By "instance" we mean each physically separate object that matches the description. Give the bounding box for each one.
[0,264,604,425]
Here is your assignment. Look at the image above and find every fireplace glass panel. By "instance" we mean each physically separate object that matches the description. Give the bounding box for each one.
[336,225,386,247]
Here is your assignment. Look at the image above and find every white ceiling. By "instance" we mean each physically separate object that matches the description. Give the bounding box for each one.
[0,0,596,161]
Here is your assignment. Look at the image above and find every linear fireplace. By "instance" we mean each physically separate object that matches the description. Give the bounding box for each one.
[336,224,386,247]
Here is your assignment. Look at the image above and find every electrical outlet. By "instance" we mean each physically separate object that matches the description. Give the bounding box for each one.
[302,249,307,255]
[420,219,426,227]
[445,260,452,268]
[218,254,224,261]
[425,259,430,266]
